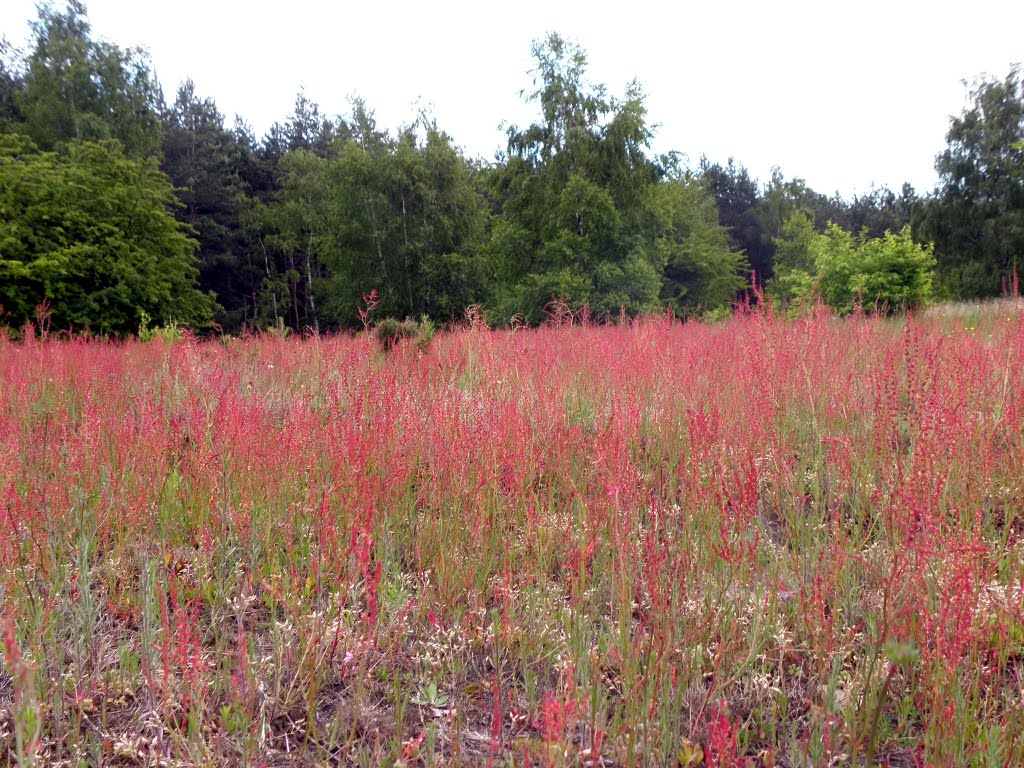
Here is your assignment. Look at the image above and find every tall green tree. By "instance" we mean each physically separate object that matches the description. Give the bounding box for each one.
[917,65,1024,298]
[836,184,918,238]
[262,104,490,329]
[766,211,818,305]
[755,171,845,248]
[264,147,330,331]
[699,159,773,286]
[319,110,490,325]
[652,169,748,313]
[160,82,265,331]
[15,1,162,157]
[0,135,214,333]
[284,91,347,158]
[490,34,744,322]
[0,40,23,132]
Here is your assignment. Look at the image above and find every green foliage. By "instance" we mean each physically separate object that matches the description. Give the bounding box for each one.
[15,1,162,157]
[137,310,184,343]
[0,41,23,133]
[374,317,406,349]
[773,211,817,274]
[843,228,935,312]
[374,315,435,352]
[266,107,491,329]
[767,212,822,309]
[160,82,264,332]
[263,147,329,331]
[0,135,215,334]
[0,7,954,336]
[770,214,936,314]
[700,160,919,295]
[699,159,774,285]
[490,34,745,323]
[653,175,748,315]
[413,315,436,351]
[811,223,860,311]
[916,65,1024,299]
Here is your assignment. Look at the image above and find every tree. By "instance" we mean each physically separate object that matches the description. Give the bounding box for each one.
[766,211,818,306]
[699,158,773,285]
[283,91,347,158]
[653,172,748,313]
[916,65,1024,298]
[316,112,491,326]
[836,184,918,238]
[160,82,263,331]
[15,1,161,157]
[490,33,745,322]
[263,147,330,331]
[755,171,844,248]
[0,135,214,333]
[0,40,23,131]
[260,103,491,330]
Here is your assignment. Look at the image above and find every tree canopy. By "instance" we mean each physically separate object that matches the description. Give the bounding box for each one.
[16,0,162,157]
[15,2,1024,335]
[489,33,746,322]
[916,65,1024,299]
[0,135,214,333]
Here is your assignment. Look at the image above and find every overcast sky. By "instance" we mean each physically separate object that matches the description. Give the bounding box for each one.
[2,0,1022,198]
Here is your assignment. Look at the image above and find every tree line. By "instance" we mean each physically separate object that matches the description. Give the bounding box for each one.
[1,2,1022,335]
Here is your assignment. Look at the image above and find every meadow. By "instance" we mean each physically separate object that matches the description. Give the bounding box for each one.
[1,303,1024,767]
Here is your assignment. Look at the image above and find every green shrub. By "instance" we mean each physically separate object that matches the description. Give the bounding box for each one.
[375,316,437,352]
[374,317,408,350]
[771,215,936,315]
[138,310,185,343]
[414,316,437,352]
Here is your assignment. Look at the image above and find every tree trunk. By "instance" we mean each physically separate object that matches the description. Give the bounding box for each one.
[258,236,280,329]
[306,225,319,333]
[402,195,413,315]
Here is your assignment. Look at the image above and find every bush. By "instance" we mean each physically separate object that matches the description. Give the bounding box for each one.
[0,136,215,334]
[138,310,184,343]
[846,228,936,313]
[374,318,408,350]
[375,316,436,352]
[771,216,936,315]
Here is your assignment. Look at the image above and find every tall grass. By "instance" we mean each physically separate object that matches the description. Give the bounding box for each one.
[1,303,1023,766]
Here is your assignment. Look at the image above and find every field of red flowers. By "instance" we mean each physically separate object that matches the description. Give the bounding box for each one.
[1,304,1024,767]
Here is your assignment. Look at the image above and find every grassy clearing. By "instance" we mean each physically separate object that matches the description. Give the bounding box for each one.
[1,303,1024,766]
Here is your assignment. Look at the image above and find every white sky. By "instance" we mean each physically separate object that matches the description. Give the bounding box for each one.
[2,0,1022,198]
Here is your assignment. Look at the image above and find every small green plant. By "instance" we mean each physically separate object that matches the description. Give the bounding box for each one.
[410,680,449,708]
[862,640,920,767]
[700,305,734,324]
[266,317,290,339]
[220,704,249,734]
[414,315,436,352]
[375,317,409,350]
[375,316,437,352]
[138,310,184,343]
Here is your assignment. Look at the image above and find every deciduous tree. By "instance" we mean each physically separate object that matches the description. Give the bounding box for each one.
[491,33,745,322]
[917,65,1024,298]
[16,1,162,157]
[0,135,214,333]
